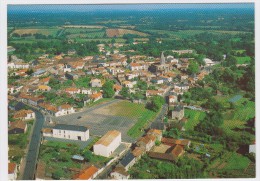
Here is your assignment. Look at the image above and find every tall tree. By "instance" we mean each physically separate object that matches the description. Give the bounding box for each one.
[102,81,115,98]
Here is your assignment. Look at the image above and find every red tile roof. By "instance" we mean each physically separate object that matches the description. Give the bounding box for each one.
[74,165,98,180]
[8,162,17,174]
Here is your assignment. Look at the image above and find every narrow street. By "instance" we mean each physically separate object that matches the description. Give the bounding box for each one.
[18,104,45,180]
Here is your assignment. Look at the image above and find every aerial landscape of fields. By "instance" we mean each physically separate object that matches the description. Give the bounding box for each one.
[7,3,255,180]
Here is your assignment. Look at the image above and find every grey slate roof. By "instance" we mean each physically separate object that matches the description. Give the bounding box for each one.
[53,124,88,132]
[120,151,135,167]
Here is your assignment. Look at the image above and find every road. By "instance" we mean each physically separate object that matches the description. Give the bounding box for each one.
[20,105,45,180]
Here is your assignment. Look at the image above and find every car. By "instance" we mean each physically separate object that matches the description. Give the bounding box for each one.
[77,116,82,119]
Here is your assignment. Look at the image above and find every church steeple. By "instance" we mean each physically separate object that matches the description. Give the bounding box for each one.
[160,52,165,65]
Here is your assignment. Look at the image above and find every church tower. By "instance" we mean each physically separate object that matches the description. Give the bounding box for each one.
[160,52,165,65]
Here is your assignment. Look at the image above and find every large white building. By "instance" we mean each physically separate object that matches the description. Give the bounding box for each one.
[43,124,89,141]
[93,130,121,157]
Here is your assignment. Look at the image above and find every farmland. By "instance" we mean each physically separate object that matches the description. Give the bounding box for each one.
[11,28,60,36]
[106,28,149,37]
[208,151,252,178]
[184,109,206,131]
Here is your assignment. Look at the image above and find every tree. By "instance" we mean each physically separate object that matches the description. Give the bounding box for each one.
[187,61,199,75]
[83,150,93,161]
[102,81,115,98]
[147,95,165,112]
[137,80,148,90]
[120,87,130,98]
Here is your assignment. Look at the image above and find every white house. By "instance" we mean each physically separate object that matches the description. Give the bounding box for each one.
[169,95,177,104]
[8,62,30,69]
[174,83,189,91]
[94,130,121,157]
[55,104,75,116]
[122,81,136,89]
[65,87,81,95]
[64,64,72,72]
[90,78,102,87]
[204,58,216,66]
[81,88,95,95]
[146,90,164,98]
[129,63,143,71]
[45,124,89,141]
[13,109,35,120]
[119,151,136,171]
[111,166,130,180]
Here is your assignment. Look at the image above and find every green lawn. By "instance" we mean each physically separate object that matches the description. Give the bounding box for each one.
[235,56,251,64]
[184,109,206,131]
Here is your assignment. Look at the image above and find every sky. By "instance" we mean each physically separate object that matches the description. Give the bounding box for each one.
[8,3,254,13]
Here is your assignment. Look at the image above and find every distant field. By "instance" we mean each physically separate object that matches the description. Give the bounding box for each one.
[235,56,251,64]
[63,25,105,28]
[64,28,102,33]
[184,109,206,131]
[106,28,149,37]
[11,28,60,36]
[119,25,136,29]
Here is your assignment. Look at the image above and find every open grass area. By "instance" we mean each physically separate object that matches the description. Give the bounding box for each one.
[108,101,157,138]
[184,109,206,131]
[235,56,251,64]
[87,98,114,108]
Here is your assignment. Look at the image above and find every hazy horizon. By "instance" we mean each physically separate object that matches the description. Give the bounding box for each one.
[8,3,254,13]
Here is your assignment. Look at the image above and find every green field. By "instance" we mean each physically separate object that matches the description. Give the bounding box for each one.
[222,97,255,136]
[235,56,251,64]
[184,109,206,131]
[209,152,250,171]
[108,101,157,138]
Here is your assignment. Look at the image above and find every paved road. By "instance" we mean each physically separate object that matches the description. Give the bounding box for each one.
[20,105,45,180]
